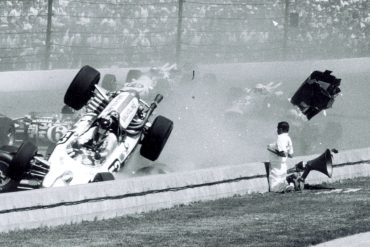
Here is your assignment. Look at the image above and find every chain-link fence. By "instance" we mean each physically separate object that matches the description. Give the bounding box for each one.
[0,0,369,71]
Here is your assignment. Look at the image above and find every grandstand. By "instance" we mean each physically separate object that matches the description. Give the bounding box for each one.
[0,0,369,71]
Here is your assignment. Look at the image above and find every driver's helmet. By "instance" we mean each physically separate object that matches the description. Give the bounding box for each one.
[98,111,119,130]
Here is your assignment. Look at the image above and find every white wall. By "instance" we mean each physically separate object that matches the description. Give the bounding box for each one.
[0,147,368,233]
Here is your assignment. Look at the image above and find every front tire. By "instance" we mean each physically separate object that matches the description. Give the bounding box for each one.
[64,65,100,110]
[140,116,173,161]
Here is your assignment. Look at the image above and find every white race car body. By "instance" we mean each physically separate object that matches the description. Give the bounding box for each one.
[0,65,173,193]
[42,91,141,187]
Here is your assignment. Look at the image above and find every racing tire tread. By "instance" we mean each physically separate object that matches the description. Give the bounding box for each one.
[140,115,173,161]
[64,65,101,110]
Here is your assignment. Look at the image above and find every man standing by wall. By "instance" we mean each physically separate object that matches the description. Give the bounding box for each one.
[267,121,294,192]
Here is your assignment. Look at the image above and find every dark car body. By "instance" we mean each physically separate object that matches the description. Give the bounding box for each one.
[291,70,341,120]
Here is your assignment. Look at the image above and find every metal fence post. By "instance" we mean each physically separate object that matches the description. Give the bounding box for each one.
[176,0,184,65]
[44,0,53,70]
[283,0,290,60]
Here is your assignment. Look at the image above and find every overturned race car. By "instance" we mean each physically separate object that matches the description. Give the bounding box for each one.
[290,70,341,120]
[0,65,174,192]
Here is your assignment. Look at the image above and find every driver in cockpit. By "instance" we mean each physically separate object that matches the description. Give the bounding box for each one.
[72,111,121,160]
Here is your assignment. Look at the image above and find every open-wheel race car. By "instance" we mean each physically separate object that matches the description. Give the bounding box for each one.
[0,65,173,192]
[290,70,341,120]
[223,81,287,128]
[124,63,178,99]
[0,107,78,156]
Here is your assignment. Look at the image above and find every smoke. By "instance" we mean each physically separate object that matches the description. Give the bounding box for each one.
[155,63,370,172]
[156,69,277,172]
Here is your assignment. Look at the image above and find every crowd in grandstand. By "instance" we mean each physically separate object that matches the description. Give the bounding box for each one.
[0,0,369,71]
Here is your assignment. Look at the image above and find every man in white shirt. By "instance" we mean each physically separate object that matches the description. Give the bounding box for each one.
[267,121,294,192]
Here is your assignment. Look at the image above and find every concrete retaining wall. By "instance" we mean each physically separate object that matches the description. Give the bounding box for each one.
[0,147,368,232]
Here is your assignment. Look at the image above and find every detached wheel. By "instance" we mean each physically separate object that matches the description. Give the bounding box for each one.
[140,116,173,161]
[8,142,37,181]
[0,150,19,192]
[126,69,143,83]
[64,65,100,110]
[101,74,117,91]
[92,172,115,182]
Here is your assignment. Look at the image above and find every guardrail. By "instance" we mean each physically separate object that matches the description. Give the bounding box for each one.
[0,147,368,232]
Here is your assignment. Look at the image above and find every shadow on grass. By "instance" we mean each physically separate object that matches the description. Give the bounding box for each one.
[304,183,336,190]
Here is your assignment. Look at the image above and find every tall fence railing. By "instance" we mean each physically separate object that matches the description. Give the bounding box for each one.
[0,0,369,71]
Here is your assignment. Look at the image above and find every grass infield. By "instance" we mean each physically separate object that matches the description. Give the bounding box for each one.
[0,177,369,247]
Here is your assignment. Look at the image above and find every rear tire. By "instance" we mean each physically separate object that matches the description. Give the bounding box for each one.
[64,65,100,110]
[8,142,37,181]
[140,116,173,161]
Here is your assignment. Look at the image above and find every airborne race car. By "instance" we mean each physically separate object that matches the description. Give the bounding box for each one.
[0,65,173,192]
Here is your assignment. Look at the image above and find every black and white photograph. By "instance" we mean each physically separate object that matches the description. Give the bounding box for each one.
[0,0,369,246]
